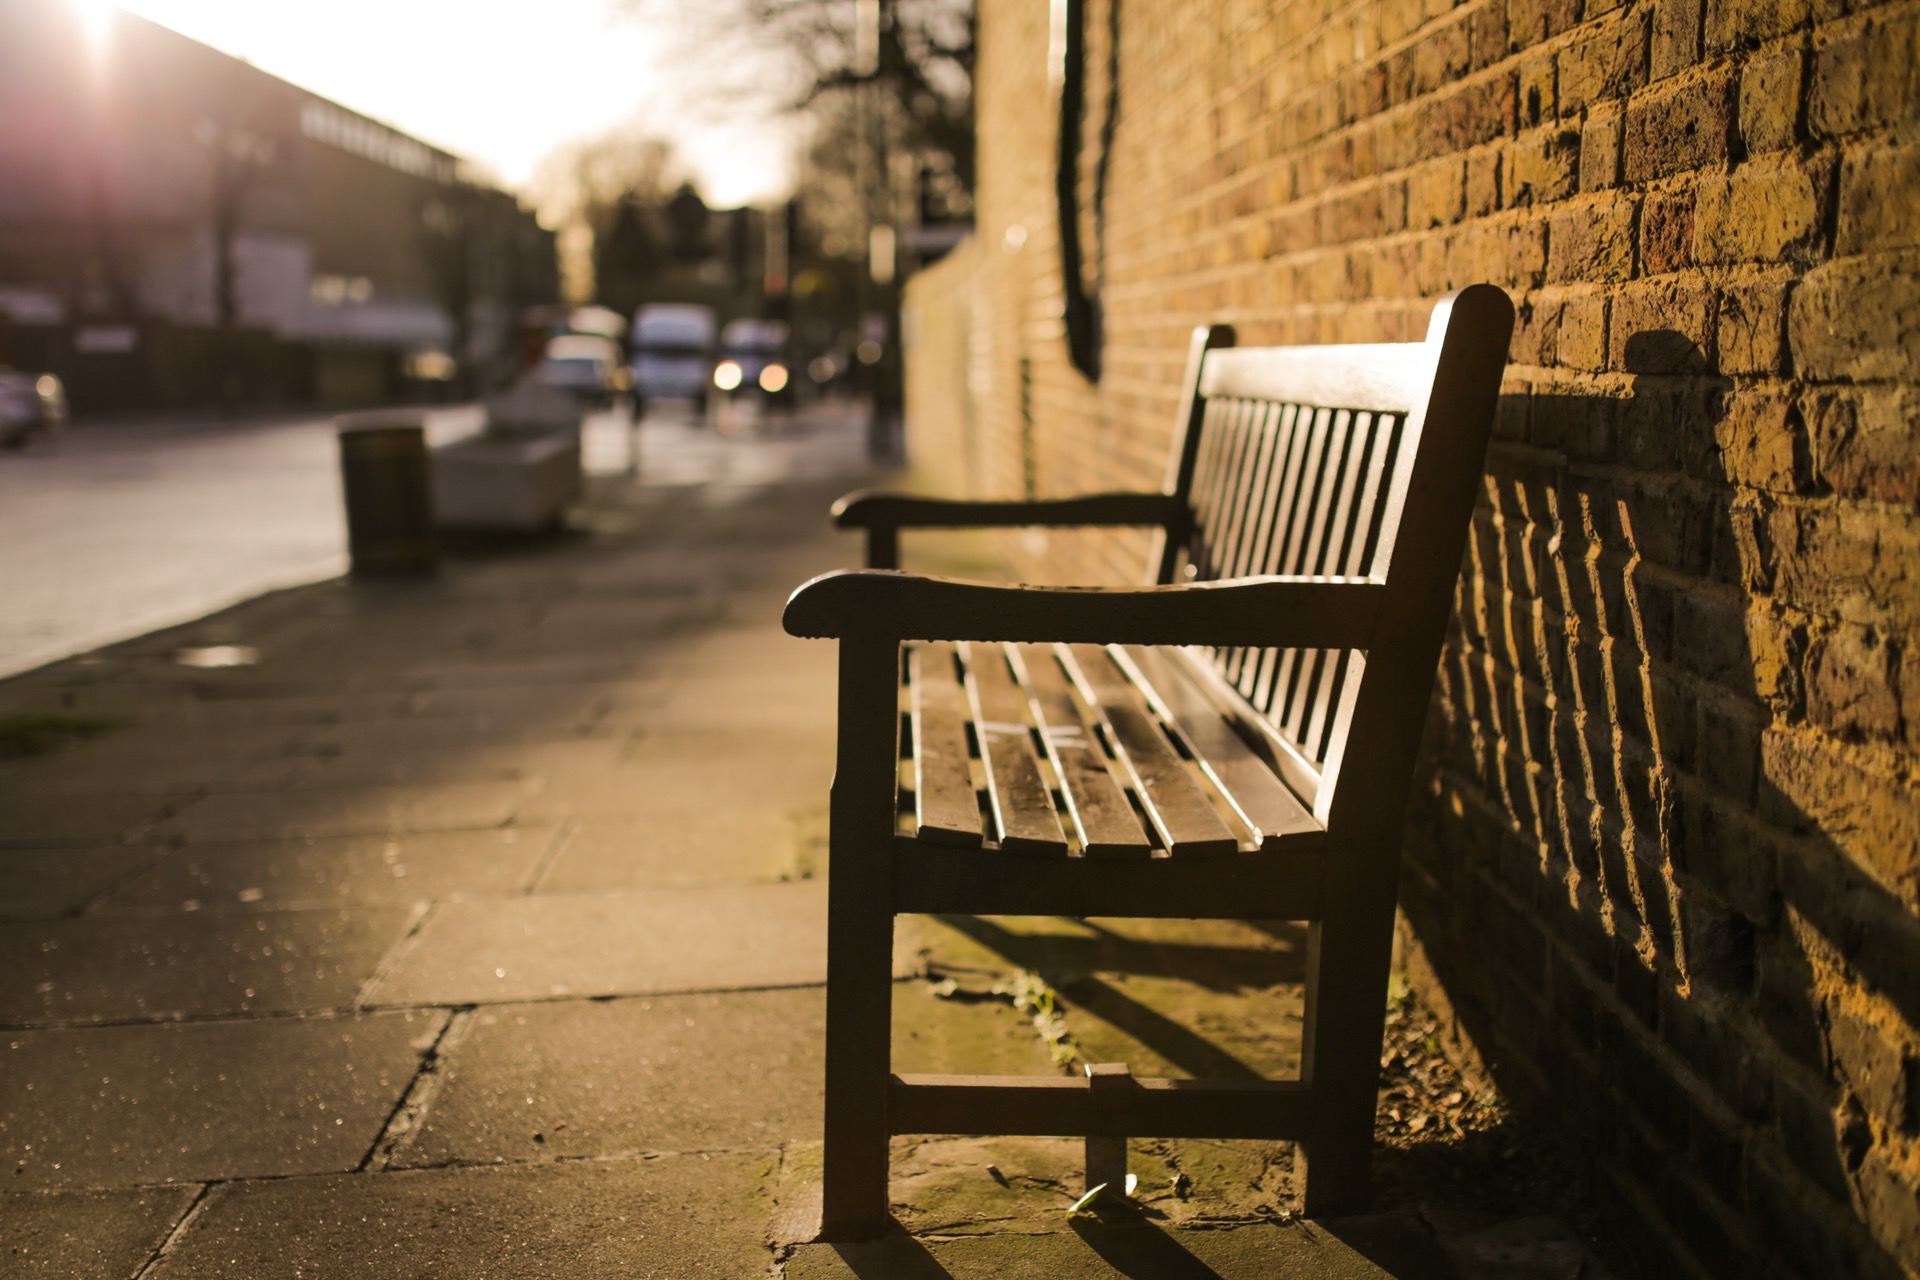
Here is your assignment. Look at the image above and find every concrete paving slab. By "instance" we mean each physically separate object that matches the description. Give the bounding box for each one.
[98,826,559,912]
[0,847,162,919]
[534,808,816,891]
[784,1219,1402,1279]
[535,731,832,818]
[152,779,536,841]
[0,788,188,848]
[398,988,824,1166]
[400,656,639,689]
[1,1185,197,1277]
[0,905,415,1023]
[2,1010,443,1186]
[366,881,846,1005]
[601,669,840,736]
[0,732,317,790]
[146,1153,773,1280]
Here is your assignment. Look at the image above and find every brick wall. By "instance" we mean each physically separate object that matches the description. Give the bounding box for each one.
[902,0,1920,1271]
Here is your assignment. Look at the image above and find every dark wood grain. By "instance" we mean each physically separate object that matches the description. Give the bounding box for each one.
[963,642,1069,855]
[1119,645,1323,851]
[1010,643,1150,858]
[1062,644,1241,857]
[910,644,983,846]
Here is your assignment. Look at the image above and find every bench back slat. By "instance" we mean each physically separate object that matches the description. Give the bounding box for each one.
[1160,286,1512,820]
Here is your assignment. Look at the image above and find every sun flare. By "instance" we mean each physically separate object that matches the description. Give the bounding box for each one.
[71,0,118,43]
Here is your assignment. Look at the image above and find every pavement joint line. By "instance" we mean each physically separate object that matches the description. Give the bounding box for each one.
[66,846,177,918]
[128,1181,214,1280]
[353,899,438,1009]
[518,816,580,895]
[118,786,211,846]
[362,1006,468,1172]
[0,1004,443,1033]
[0,983,836,1032]
[388,1143,791,1175]
[359,977,833,1012]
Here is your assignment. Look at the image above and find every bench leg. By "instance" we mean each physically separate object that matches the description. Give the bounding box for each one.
[1298,910,1395,1217]
[819,636,904,1241]
[820,868,895,1238]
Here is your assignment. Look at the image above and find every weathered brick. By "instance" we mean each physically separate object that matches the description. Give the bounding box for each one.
[1706,0,1811,53]
[1715,388,1807,493]
[1692,156,1828,265]
[1805,386,1920,506]
[1640,191,1695,275]
[1466,147,1503,216]
[1650,0,1703,80]
[1807,10,1920,140]
[1762,730,1920,903]
[1508,127,1581,206]
[1826,1002,1915,1132]
[1738,46,1803,154]
[1855,1151,1920,1259]
[1837,143,1920,255]
[1675,782,1780,921]
[1414,18,1473,97]
[1624,70,1737,181]
[1559,294,1611,370]
[1716,279,1788,376]
[1806,624,1901,744]
[1517,53,1557,128]
[1547,196,1637,283]
[1611,282,1716,372]
[1468,0,1511,70]
[1438,73,1520,153]
[1770,503,1920,631]
[1770,1063,1854,1199]
[1559,12,1651,114]
[1789,252,1920,382]
[1407,159,1466,228]
[1507,0,1585,48]
[1579,108,1623,191]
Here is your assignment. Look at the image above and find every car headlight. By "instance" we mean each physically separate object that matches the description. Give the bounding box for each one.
[713,360,743,391]
[758,363,789,393]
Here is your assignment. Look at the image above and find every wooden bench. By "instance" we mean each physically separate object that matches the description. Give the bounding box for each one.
[783,284,1514,1237]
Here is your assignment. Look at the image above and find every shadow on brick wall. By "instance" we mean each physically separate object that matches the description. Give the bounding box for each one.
[1401,328,1918,1276]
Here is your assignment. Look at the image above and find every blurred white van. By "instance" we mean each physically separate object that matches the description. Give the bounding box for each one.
[630,304,717,409]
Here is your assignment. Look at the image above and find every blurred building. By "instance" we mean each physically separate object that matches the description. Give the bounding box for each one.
[0,5,558,410]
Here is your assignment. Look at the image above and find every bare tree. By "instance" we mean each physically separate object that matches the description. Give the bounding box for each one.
[527,126,682,302]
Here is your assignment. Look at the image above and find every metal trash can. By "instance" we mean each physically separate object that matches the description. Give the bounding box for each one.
[337,413,436,575]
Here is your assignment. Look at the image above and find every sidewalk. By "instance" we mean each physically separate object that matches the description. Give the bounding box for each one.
[1,408,1608,1278]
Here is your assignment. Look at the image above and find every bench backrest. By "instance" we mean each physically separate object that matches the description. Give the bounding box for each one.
[1149,285,1513,825]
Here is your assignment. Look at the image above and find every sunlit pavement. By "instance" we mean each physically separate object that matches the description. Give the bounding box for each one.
[0,403,877,1276]
[0,399,869,680]
[0,399,1596,1277]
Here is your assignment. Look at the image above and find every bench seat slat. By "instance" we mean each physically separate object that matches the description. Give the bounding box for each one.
[910,645,983,846]
[1062,645,1242,857]
[962,643,1070,856]
[1117,645,1323,851]
[1010,644,1151,858]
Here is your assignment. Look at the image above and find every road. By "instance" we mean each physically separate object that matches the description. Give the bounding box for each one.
[0,399,868,680]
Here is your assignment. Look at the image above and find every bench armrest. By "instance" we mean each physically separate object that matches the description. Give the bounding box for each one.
[783,570,1383,649]
[831,490,1189,569]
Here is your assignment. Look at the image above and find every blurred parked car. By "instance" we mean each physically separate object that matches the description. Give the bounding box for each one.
[631,304,717,411]
[712,319,792,408]
[0,366,67,448]
[536,334,627,408]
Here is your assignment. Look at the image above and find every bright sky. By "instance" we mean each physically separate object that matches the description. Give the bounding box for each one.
[106,0,797,207]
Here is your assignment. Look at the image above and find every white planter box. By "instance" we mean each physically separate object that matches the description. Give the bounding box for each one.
[431,430,582,531]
